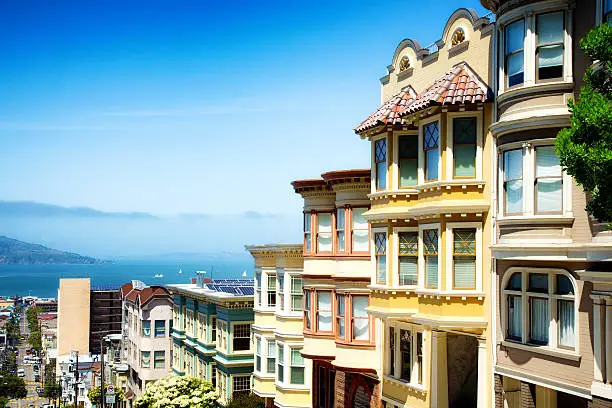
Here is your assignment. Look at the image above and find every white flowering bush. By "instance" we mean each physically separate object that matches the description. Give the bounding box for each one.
[134,375,217,408]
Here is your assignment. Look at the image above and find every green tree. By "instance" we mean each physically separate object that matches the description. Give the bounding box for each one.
[88,384,125,406]
[0,371,28,400]
[28,331,42,351]
[556,23,612,222]
[0,396,8,408]
[226,393,265,408]
[134,375,217,408]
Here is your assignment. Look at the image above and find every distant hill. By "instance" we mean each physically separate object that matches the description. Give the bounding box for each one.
[0,236,105,265]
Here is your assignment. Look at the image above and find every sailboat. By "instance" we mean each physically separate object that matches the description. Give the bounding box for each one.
[242,271,247,278]
[154,274,164,278]
[178,268,183,274]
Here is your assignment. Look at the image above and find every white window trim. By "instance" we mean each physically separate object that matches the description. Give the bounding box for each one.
[230,374,252,396]
[264,337,276,377]
[392,130,419,191]
[419,223,441,290]
[275,341,310,390]
[497,3,573,94]
[418,115,442,185]
[445,222,482,292]
[501,267,579,354]
[371,227,389,287]
[372,133,389,194]
[386,321,426,390]
[392,226,419,288]
[285,271,304,318]
[446,111,483,181]
[229,321,253,355]
[255,267,276,312]
[254,334,262,375]
[497,140,572,221]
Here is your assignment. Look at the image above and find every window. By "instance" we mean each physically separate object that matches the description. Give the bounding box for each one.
[423,229,439,288]
[304,290,312,330]
[375,138,387,190]
[536,12,564,81]
[352,296,369,341]
[504,270,576,350]
[304,213,312,252]
[453,229,476,289]
[388,324,423,385]
[267,341,276,374]
[277,343,284,382]
[232,375,251,398]
[290,348,305,385]
[291,276,303,312]
[503,149,523,215]
[399,135,418,187]
[141,351,150,368]
[336,294,346,339]
[211,316,217,344]
[255,272,262,307]
[535,146,562,214]
[267,273,277,307]
[277,274,285,311]
[317,213,333,252]
[154,320,165,337]
[154,351,165,369]
[423,121,440,181]
[336,208,346,252]
[141,320,151,337]
[317,291,332,332]
[351,208,369,252]
[453,117,477,178]
[316,365,335,408]
[185,310,193,335]
[255,337,262,372]
[232,324,251,352]
[505,19,525,87]
[211,363,217,387]
[375,232,387,284]
[398,232,418,286]
[217,370,227,402]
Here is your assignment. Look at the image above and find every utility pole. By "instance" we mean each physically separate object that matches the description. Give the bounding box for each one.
[100,337,106,408]
[73,351,79,407]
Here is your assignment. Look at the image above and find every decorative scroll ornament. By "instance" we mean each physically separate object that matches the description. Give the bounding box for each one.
[451,28,465,46]
[399,56,411,72]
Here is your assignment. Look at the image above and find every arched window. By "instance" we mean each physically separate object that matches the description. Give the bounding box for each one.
[503,269,576,350]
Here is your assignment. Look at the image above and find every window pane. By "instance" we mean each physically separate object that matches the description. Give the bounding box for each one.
[389,327,395,377]
[537,12,563,45]
[528,274,549,293]
[400,159,418,187]
[505,180,523,213]
[536,146,561,177]
[318,213,332,252]
[426,148,439,180]
[304,213,311,232]
[453,118,477,143]
[399,329,412,382]
[506,273,522,291]
[508,295,522,340]
[336,209,345,229]
[318,292,332,331]
[399,257,418,286]
[318,292,331,309]
[453,257,476,289]
[377,256,387,284]
[352,208,369,252]
[352,208,368,229]
[530,297,549,345]
[536,179,562,213]
[352,230,369,252]
[353,318,369,341]
[539,44,563,68]
[556,275,574,295]
[558,300,575,348]
[507,52,524,87]
[426,257,438,288]
[377,162,387,190]
[504,149,523,181]
[506,19,525,54]
[352,296,368,318]
[454,144,476,177]
[606,0,612,12]
[291,367,305,385]
[399,135,418,158]
[291,348,304,365]
[318,213,331,232]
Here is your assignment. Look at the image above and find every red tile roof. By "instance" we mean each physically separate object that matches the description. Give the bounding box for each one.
[354,86,417,133]
[122,284,170,308]
[120,282,133,298]
[355,63,490,134]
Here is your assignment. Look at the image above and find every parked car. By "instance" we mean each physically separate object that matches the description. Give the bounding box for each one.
[17,368,24,377]
[34,375,40,382]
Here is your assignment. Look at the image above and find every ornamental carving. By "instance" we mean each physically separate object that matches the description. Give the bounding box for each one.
[451,28,465,46]
[399,56,411,72]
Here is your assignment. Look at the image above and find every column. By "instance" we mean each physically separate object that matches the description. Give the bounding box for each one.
[593,296,605,382]
[607,297,612,384]
[477,338,488,408]
[430,330,448,408]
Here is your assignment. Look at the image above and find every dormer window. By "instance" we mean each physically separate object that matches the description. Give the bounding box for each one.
[399,56,411,72]
[536,12,564,81]
[451,28,465,46]
[505,19,525,88]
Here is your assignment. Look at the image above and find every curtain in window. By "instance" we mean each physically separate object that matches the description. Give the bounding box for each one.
[352,296,369,341]
[400,258,418,286]
[352,208,369,252]
[290,349,305,384]
[317,292,332,331]
[530,297,549,344]
[558,300,575,348]
[537,13,563,70]
[508,295,522,340]
[317,214,333,252]
[536,146,562,213]
[267,341,276,373]
[142,351,150,368]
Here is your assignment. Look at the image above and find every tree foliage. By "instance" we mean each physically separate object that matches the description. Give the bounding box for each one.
[88,383,125,405]
[0,371,27,400]
[134,375,217,408]
[556,23,612,222]
[226,393,266,408]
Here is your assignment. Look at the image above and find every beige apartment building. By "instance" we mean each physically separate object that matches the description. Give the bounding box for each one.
[478,0,612,407]
[57,278,91,357]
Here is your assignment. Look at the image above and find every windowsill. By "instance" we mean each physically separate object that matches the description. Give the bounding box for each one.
[383,376,427,394]
[369,189,418,200]
[275,382,310,391]
[253,308,276,314]
[276,312,302,320]
[416,180,486,192]
[417,290,486,299]
[497,215,574,226]
[303,331,334,339]
[498,80,574,102]
[500,340,581,361]
[253,372,275,380]
[334,339,375,348]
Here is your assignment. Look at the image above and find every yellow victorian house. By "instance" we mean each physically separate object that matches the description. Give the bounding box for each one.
[354,8,495,408]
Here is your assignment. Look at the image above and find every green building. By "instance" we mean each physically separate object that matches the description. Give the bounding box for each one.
[167,275,254,406]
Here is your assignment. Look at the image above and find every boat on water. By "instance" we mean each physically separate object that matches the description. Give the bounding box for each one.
[154,274,164,278]
[242,271,247,277]
[178,268,182,274]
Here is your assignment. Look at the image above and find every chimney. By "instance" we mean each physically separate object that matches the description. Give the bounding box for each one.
[191,278,197,284]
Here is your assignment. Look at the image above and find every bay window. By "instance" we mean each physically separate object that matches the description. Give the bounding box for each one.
[504,269,576,351]
[317,213,333,252]
[398,231,418,286]
[423,121,440,181]
[505,19,525,87]
[317,291,332,332]
[304,289,312,330]
[336,208,346,252]
[423,229,439,289]
[290,348,305,385]
[304,213,312,252]
[375,138,387,190]
[452,229,476,290]
[535,146,562,214]
[351,208,369,252]
[536,12,564,81]
[399,135,418,187]
[453,117,477,178]
[503,149,523,215]
[291,276,303,311]
[375,232,387,284]
[387,324,423,386]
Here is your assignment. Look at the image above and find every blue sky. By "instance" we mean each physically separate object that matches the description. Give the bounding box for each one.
[0,1,489,254]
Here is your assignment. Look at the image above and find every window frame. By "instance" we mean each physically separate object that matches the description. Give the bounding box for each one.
[504,17,526,88]
[419,224,441,290]
[502,268,578,352]
[374,136,388,191]
[393,130,419,190]
[386,322,424,388]
[289,347,305,385]
[304,212,313,253]
[336,207,347,254]
[446,112,483,181]
[290,274,303,312]
[535,11,565,83]
[153,350,165,369]
[231,322,252,353]
[349,207,370,255]
[154,320,165,338]
[502,147,525,216]
[255,335,262,373]
[445,222,482,292]
[334,293,374,345]
[231,375,251,399]
[303,289,312,331]
[315,290,333,334]
[316,212,334,254]
[534,145,563,215]
[420,118,441,183]
[141,320,151,337]
[267,271,277,308]
[394,227,419,288]
[373,229,388,286]
[266,338,276,375]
